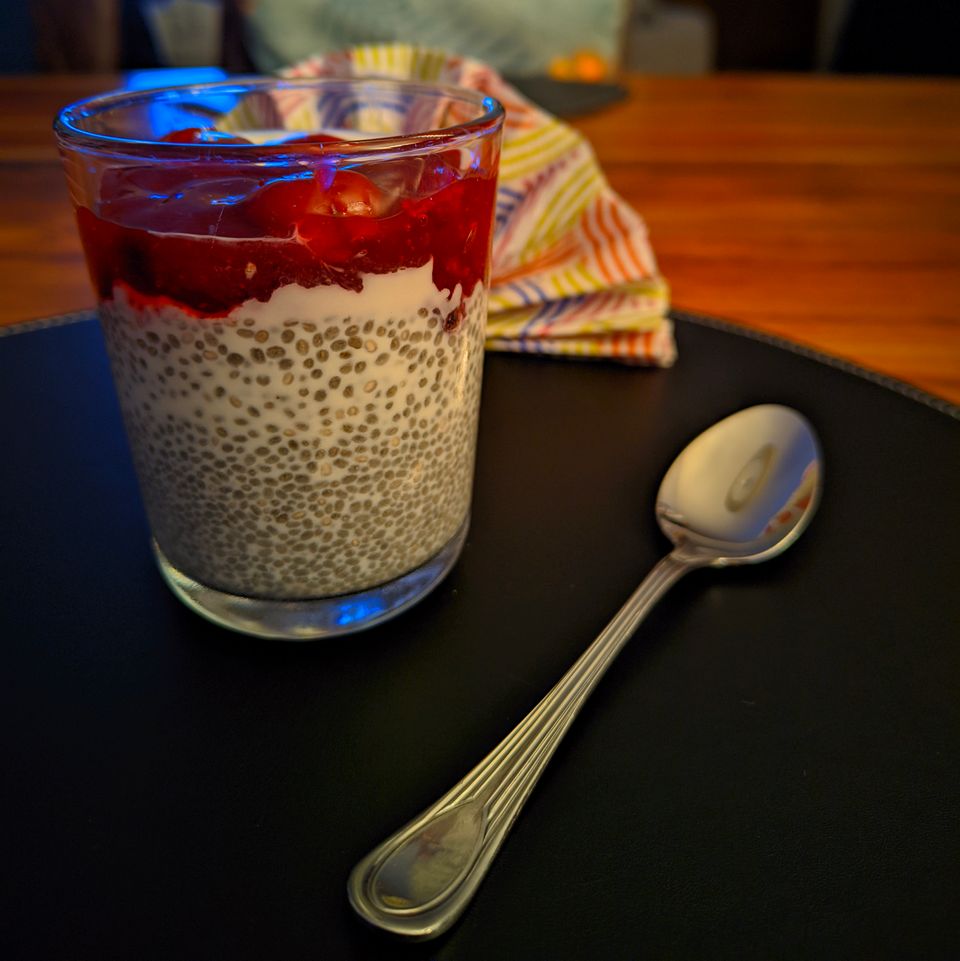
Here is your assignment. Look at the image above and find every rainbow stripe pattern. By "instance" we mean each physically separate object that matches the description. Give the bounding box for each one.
[282,45,675,365]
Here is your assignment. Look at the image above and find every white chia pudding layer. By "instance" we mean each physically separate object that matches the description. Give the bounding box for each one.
[99,262,487,599]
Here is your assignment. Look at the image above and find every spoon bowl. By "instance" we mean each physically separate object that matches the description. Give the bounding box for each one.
[348,404,822,940]
[657,404,821,565]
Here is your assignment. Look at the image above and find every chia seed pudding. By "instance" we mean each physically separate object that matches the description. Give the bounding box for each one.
[75,125,499,601]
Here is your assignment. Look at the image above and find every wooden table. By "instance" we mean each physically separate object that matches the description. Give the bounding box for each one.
[2,73,959,403]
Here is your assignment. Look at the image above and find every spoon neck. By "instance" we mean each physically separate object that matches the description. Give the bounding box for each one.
[616,552,695,633]
[669,541,721,568]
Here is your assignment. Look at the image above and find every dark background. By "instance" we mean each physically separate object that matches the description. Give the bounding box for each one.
[2,0,959,75]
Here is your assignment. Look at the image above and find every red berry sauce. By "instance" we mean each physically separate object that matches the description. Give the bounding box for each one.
[77,132,498,319]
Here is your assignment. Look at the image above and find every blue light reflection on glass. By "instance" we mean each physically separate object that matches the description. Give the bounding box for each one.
[335,597,387,627]
[125,66,229,92]
[124,67,233,140]
[260,166,336,192]
[263,169,315,185]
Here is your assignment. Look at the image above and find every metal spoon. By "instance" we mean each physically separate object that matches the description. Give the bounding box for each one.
[348,404,822,940]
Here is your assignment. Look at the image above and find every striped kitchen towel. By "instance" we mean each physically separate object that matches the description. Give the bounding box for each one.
[282,45,674,365]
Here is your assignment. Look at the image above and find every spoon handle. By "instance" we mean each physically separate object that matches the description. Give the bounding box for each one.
[348,551,694,940]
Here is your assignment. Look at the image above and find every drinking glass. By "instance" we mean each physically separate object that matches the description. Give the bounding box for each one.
[55,77,503,639]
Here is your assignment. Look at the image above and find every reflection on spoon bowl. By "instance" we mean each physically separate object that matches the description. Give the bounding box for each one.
[657,404,821,564]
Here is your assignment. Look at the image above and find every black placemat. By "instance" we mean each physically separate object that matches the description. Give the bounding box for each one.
[3,312,958,960]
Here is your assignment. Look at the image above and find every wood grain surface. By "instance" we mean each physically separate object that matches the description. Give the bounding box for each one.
[1,73,958,403]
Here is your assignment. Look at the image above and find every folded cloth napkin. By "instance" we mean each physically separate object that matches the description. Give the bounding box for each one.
[279,44,675,364]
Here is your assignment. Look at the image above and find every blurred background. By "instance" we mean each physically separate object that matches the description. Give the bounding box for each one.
[1,0,957,78]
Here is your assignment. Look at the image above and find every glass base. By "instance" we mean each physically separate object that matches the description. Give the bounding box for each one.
[153,517,469,640]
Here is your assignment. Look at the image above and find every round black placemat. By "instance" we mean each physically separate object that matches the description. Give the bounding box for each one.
[2,312,958,961]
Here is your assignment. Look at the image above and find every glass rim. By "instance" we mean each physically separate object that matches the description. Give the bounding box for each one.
[54,75,505,161]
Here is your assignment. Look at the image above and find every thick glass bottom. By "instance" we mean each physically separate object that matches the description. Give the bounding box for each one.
[153,516,469,640]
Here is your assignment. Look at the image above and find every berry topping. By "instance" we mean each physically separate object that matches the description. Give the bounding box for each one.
[245,168,386,237]
[78,140,498,317]
[159,127,253,145]
[284,132,347,146]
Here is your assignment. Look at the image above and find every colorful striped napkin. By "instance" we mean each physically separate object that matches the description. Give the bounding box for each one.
[281,45,675,365]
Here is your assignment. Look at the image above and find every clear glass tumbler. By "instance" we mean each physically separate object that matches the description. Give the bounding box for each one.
[55,78,503,639]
